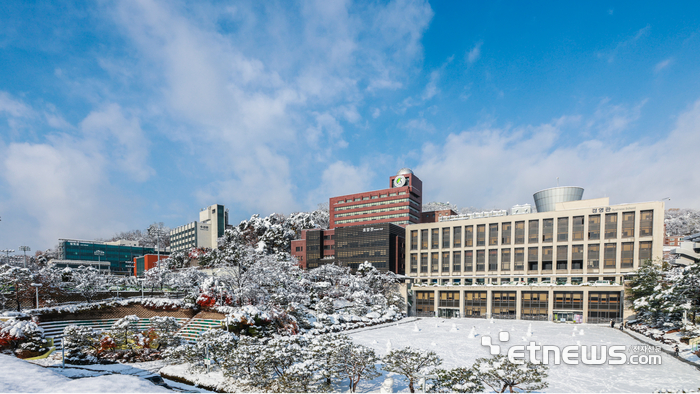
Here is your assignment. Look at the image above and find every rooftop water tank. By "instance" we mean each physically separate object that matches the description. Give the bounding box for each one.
[533,186,584,213]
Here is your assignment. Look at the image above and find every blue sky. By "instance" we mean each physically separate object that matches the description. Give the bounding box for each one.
[1,1,700,251]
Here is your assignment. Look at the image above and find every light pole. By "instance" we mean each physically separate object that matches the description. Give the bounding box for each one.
[1,249,15,265]
[30,283,42,308]
[94,250,105,274]
[19,246,30,268]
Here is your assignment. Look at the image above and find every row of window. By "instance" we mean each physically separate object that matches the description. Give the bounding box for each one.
[410,211,654,250]
[334,191,408,205]
[334,204,420,218]
[336,212,420,225]
[409,241,652,273]
[333,197,419,212]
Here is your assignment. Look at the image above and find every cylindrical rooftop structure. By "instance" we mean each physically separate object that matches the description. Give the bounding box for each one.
[533,186,584,213]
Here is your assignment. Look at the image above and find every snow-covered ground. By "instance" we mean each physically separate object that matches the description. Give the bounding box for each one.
[349,318,700,393]
[0,354,170,393]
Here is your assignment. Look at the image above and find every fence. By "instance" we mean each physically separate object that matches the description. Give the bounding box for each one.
[0,291,185,312]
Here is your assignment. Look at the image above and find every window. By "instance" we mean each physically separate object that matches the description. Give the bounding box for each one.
[604,243,616,269]
[453,251,461,272]
[572,216,584,241]
[410,230,417,250]
[542,219,553,242]
[621,242,634,268]
[439,291,460,307]
[453,227,462,248]
[514,221,525,244]
[502,222,511,245]
[371,195,378,199]
[605,213,618,239]
[362,196,369,200]
[589,215,600,240]
[492,291,517,319]
[489,249,498,271]
[542,246,553,270]
[410,254,417,273]
[639,241,652,262]
[420,253,428,273]
[622,212,635,238]
[415,291,435,316]
[476,250,485,271]
[442,252,450,272]
[557,217,568,242]
[521,292,549,320]
[528,247,538,271]
[514,248,524,270]
[295,246,302,252]
[528,220,539,243]
[572,245,583,270]
[501,249,511,271]
[477,225,486,246]
[421,229,428,249]
[640,210,653,237]
[465,250,473,271]
[489,224,499,245]
[442,228,450,248]
[431,228,439,249]
[431,252,439,272]
[588,244,600,269]
[465,226,474,247]
[555,245,567,270]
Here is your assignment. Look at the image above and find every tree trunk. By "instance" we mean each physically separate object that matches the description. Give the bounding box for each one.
[409,379,415,393]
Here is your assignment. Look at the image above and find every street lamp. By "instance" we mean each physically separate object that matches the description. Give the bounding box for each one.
[19,246,30,268]
[94,250,105,274]
[1,249,15,265]
[30,283,42,309]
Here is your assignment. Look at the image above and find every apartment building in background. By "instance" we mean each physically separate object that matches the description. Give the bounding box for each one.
[169,204,229,253]
[405,186,664,323]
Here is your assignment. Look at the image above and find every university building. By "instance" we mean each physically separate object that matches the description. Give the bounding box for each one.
[405,186,664,323]
[169,204,229,253]
[52,239,159,275]
[292,168,424,274]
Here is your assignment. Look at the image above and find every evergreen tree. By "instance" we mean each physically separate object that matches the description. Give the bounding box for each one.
[428,367,484,393]
[472,354,548,393]
[337,343,381,393]
[383,347,442,393]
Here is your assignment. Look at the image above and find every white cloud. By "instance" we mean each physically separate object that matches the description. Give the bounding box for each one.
[654,58,673,73]
[466,41,483,64]
[401,118,435,133]
[306,161,376,208]
[0,92,33,118]
[600,24,650,63]
[587,98,646,136]
[415,100,700,211]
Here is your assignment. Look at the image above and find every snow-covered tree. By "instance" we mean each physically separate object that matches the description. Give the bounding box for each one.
[337,343,381,393]
[164,328,238,371]
[70,266,108,303]
[383,347,442,393]
[428,367,484,393]
[664,209,700,236]
[148,316,182,349]
[111,315,140,349]
[143,263,171,292]
[102,222,171,248]
[472,354,549,393]
[308,333,354,389]
[62,325,101,364]
[0,318,48,357]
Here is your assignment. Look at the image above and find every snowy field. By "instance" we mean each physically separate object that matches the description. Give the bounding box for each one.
[349,318,700,393]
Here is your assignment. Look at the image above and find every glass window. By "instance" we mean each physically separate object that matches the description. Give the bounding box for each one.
[639,241,652,262]
[587,244,600,269]
[640,210,653,237]
[442,227,450,249]
[410,254,417,273]
[556,245,568,271]
[431,228,439,249]
[489,249,498,271]
[477,225,486,246]
[528,247,538,271]
[501,249,511,271]
[514,248,524,270]
[514,221,525,244]
[442,252,450,272]
[542,219,553,242]
[604,243,617,269]
[465,226,474,247]
[476,250,485,271]
[542,246,553,270]
[622,212,635,238]
[605,213,618,239]
[528,220,539,243]
[410,230,417,250]
[453,226,462,248]
[572,216,584,241]
[589,215,601,240]
[489,224,499,246]
[465,250,473,271]
[420,253,428,272]
[453,251,461,272]
[431,252,439,272]
[621,242,634,268]
[502,222,511,245]
[572,245,583,270]
[421,229,428,249]
[557,217,568,242]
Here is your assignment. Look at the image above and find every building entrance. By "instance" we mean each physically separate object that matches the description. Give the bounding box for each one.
[553,310,584,323]
[438,308,460,318]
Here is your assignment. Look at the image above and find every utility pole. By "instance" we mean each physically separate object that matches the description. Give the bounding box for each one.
[19,246,30,268]
[94,250,105,274]
[1,249,14,265]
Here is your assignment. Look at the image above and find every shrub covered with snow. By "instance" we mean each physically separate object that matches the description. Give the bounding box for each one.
[0,318,48,357]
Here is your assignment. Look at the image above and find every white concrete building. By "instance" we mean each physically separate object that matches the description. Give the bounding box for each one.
[169,204,229,253]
